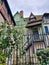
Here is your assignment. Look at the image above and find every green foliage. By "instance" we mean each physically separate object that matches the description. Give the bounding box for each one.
[0,22,20,49]
[0,49,6,64]
[36,48,49,64]
[0,21,22,64]
[0,63,6,65]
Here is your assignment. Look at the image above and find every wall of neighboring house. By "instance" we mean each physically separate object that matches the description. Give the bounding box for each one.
[14,11,28,64]
[0,2,9,22]
[26,49,30,63]
[42,15,49,47]
[22,13,49,64]
[0,1,15,65]
[25,41,45,63]
[0,13,4,22]
[14,11,27,27]
[42,18,49,34]
[34,42,45,53]
[14,11,28,46]
[29,46,33,63]
[25,22,45,63]
[0,0,15,25]
[43,24,49,46]
[14,12,27,35]
[27,26,43,42]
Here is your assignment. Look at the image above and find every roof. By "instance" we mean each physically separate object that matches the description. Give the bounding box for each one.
[3,0,16,25]
[43,13,49,17]
[36,15,42,20]
[25,15,42,22]
[25,15,42,28]
[14,11,19,17]
[24,17,29,22]
[26,20,42,28]
[25,13,42,28]
[30,12,34,16]
[29,12,36,20]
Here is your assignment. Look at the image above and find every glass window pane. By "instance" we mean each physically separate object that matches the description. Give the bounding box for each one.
[45,26,48,34]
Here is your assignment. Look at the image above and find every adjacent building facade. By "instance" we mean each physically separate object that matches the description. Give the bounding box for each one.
[22,13,49,64]
[0,0,15,25]
[0,0,16,65]
[42,13,49,47]
[14,11,28,47]
[14,10,28,64]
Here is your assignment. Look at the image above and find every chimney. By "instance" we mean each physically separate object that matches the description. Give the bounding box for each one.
[20,10,23,17]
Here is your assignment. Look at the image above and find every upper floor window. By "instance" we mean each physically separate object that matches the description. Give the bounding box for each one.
[30,18,36,22]
[43,17,49,23]
[33,28,39,39]
[45,26,49,34]
[29,18,36,23]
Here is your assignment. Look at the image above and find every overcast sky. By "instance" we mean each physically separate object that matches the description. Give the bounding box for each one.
[7,0,49,17]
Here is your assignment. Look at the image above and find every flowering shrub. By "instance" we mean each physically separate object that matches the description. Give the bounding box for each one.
[0,21,22,64]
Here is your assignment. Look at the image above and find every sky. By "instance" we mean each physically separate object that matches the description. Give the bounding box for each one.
[7,0,49,17]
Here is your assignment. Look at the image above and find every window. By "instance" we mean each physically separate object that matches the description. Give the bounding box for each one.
[45,26,49,34]
[29,18,36,22]
[33,28,39,39]
[43,17,49,23]
[30,19,35,22]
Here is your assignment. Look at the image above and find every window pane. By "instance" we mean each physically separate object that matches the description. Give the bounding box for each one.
[45,26,48,34]
[33,28,39,39]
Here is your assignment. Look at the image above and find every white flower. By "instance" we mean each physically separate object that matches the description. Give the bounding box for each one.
[4,35,7,39]
[13,41,15,44]
[0,29,3,31]
[0,42,2,44]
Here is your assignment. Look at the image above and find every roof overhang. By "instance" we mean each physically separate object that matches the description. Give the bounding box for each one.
[26,20,42,28]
